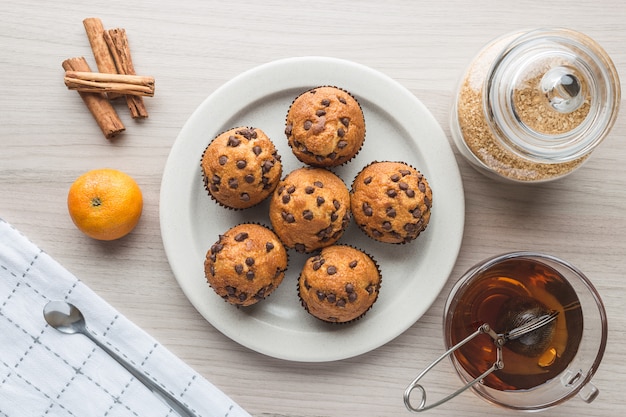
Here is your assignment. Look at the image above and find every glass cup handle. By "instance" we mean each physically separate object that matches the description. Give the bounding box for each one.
[403,324,504,412]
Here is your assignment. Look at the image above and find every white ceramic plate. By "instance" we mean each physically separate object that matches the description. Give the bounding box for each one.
[160,57,464,362]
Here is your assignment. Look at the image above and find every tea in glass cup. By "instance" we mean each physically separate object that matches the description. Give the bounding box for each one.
[443,252,607,411]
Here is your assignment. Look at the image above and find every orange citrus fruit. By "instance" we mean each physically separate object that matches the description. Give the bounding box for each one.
[67,168,143,241]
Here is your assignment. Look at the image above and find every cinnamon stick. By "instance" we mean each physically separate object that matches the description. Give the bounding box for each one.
[62,57,125,139]
[82,18,121,99]
[104,28,148,118]
[64,71,155,96]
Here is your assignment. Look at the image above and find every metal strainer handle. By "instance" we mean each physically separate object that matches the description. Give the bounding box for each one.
[403,324,504,412]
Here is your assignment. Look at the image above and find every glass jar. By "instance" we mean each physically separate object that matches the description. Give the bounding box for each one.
[450,28,621,183]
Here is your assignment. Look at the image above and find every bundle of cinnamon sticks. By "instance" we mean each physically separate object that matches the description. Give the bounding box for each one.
[63,18,155,139]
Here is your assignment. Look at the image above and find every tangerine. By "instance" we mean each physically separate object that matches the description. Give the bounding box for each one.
[67,168,143,241]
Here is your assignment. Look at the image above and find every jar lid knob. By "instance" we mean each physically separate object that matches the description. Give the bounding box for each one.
[540,66,585,113]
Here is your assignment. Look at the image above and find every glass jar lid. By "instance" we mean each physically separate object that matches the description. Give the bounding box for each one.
[486,28,621,163]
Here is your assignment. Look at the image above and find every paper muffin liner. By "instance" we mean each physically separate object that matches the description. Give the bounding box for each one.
[296,244,382,324]
[350,160,432,245]
[201,126,283,211]
[284,85,366,168]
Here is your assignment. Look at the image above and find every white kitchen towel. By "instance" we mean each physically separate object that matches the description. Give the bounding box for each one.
[0,218,251,417]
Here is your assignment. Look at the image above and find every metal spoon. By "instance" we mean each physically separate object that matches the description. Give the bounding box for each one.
[43,300,199,417]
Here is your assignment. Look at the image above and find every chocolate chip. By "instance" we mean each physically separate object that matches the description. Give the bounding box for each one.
[234,232,249,242]
[226,286,236,295]
[362,202,373,216]
[327,266,337,275]
[282,194,291,204]
[212,174,221,184]
[366,285,375,295]
[316,110,326,117]
[304,120,312,130]
[340,117,349,127]
[235,128,257,140]
[382,221,392,230]
[345,283,354,293]
[218,155,228,165]
[390,174,400,182]
[364,176,372,185]
[348,292,357,302]
[333,200,340,210]
[211,243,223,254]
[387,189,397,198]
[245,174,255,183]
[252,146,262,156]
[227,136,240,147]
[228,178,238,189]
[246,271,255,280]
[386,207,396,218]
[418,182,426,193]
[338,97,347,104]
[240,193,250,201]
[337,140,348,149]
[303,210,314,220]
[245,257,255,266]
[399,182,408,190]
[372,229,383,237]
[305,186,314,194]
[404,223,417,232]
[235,264,244,274]
[400,169,411,176]
[349,260,358,268]
[316,291,326,301]
[328,152,337,160]
[314,181,324,188]
[327,293,336,303]
[287,185,296,194]
[316,196,325,206]
[312,261,322,271]
[281,211,295,223]
[336,299,346,307]
[425,196,431,208]
[262,160,274,173]
[337,128,345,137]
[405,189,415,198]
[330,213,338,222]
[321,99,330,106]
[285,124,293,136]
[266,242,274,252]
[238,293,248,302]
[295,243,306,253]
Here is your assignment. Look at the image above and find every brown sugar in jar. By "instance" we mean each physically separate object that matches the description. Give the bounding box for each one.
[450,28,621,183]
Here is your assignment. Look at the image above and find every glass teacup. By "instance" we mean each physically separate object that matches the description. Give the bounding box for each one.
[405,252,607,412]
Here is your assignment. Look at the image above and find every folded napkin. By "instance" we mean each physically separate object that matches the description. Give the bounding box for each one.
[0,218,251,417]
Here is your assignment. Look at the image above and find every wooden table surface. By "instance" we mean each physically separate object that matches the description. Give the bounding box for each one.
[1,1,625,416]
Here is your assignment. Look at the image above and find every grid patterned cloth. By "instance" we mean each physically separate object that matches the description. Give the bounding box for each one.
[0,218,251,417]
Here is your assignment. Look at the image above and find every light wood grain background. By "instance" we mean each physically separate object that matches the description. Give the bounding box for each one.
[1,0,625,416]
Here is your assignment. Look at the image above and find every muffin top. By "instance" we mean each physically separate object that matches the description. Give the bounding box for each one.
[298,245,381,323]
[202,127,282,209]
[204,223,288,307]
[269,167,351,253]
[351,161,432,244]
[285,86,365,167]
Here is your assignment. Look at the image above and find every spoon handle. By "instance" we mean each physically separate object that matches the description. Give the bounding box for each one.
[83,329,199,417]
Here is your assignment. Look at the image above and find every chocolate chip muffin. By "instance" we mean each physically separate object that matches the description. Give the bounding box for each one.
[285,86,365,167]
[204,223,288,307]
[269,167,351,253]
[298,245,381,323]
[201,127,282,209]
[351,161,432,244]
